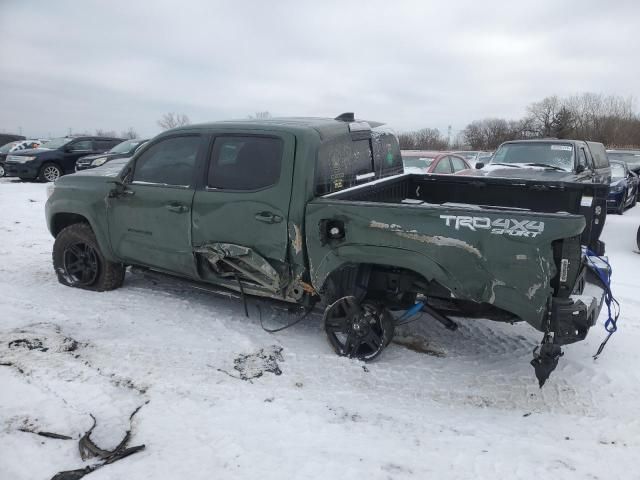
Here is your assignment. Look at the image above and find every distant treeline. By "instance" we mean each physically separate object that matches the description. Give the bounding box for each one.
[398,93,640,151]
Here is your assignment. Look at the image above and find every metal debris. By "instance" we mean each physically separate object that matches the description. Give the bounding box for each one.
[50,403,148,480]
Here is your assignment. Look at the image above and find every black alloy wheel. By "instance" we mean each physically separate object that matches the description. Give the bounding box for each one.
[323,296,394,361]
[62,242,99,286]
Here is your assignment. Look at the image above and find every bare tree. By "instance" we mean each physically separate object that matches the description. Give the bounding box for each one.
[462,118,526,150]
[526,96,561,137]
[397,128,448,150]
[120,127,139,139]
[94,129,117,137]
[248,111,272,120]
[157,112,191,130]
[463,92,640,148]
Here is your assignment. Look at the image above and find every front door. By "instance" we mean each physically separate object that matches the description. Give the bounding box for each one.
[191,132,295,281]
[63,139,95,174]
[107,134,204,277]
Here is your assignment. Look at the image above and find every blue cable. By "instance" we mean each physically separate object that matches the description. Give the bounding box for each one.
[585,249,620,358]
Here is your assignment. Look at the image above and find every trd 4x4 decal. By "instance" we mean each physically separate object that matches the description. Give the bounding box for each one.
[440,215,544,238]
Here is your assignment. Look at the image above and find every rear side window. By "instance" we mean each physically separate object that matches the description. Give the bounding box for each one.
[433,158,452,173]
[587,142,609,169]
[208,136,283,190]
[316,137,374,195]
[94,140,114,151]
[133,135,200,186]
[451,156,467,172]
[69,140,92,151]
[372,130,403,178]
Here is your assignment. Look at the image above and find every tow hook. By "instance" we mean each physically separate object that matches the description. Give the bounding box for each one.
[531,337,564,388]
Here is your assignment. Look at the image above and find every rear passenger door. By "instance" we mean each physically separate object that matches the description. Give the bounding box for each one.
[191,132,295,277]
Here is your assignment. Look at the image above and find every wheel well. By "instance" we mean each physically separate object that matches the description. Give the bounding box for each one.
[321,263,428,308]
[51,213,90,237]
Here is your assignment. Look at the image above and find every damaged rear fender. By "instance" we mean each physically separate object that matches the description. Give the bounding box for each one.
[311,244,456,296]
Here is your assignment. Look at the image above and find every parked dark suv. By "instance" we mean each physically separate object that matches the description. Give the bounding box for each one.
[4,136,123,181]
[472,139,611,184]
[75,139,148,171]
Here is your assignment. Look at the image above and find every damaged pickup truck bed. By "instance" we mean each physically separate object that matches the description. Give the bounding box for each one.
[45,114,609,385]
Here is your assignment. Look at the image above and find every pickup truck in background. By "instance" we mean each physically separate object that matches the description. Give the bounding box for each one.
[463,138,611,254]
[45,114,609,385]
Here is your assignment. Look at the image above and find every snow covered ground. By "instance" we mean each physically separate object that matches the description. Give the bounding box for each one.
[0,177,639,480]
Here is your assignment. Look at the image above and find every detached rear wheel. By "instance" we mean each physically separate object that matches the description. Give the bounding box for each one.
[53,223,124,291]
[323,296,394,361]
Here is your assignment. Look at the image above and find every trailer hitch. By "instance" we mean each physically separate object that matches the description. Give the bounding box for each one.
[531,336,563,388]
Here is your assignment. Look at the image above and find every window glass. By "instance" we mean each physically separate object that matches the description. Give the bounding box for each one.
[587,142,609,168]
[492,142,574,171]
[578,148,588,169]
[316,137,374,195]
[433,158,452,173]
[372,130,403,178]
[70,140,92,151]
[208,136,283,190]
[451,156,467,172]
[133,136,200,186]
[94,140,114,151]
[611,163,626,179]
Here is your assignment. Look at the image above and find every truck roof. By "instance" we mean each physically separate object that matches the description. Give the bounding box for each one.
[500,138,599,146]
[169,116,384,141]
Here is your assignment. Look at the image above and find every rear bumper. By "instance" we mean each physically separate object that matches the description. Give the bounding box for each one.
[551,256,608,346]
[3,161,39,179]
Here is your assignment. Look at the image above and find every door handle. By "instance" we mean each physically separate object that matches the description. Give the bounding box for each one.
[255,211,283,223]
[166,202,189,213]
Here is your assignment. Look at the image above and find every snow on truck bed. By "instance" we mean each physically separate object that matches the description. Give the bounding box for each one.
[0,177,639,480]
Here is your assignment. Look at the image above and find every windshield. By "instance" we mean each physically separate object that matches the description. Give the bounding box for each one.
[608,151,640,166]
[492,143,574,171]
[402,156,435,168]
[611,162,626,179]
[0,141,19,153]
[109,139,142,154]
[41,137,74,149]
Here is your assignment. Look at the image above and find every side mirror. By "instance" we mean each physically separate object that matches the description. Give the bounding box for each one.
[107,179,134,198]
[475,162,485,169]
[576,164,586,174]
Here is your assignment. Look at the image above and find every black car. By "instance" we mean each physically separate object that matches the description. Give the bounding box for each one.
[4,136,123,182]
[0,133,25,146]
[473,139,611,184]
[607,149,640,198]
[0,140,43,177]
[607,160,638,214]
[75,139,148,171]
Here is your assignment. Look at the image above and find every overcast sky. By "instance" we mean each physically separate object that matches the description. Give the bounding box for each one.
[1,0,638,139]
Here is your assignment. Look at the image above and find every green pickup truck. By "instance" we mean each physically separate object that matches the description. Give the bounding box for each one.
[45,114,609,385]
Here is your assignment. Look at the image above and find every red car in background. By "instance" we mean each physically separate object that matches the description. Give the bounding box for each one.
[400,151,471,175]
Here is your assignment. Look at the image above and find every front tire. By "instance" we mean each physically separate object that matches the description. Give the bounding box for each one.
[616,199,625,215]
[53,223,125,291]
[0,164,4,177]
[39,162,63,182]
